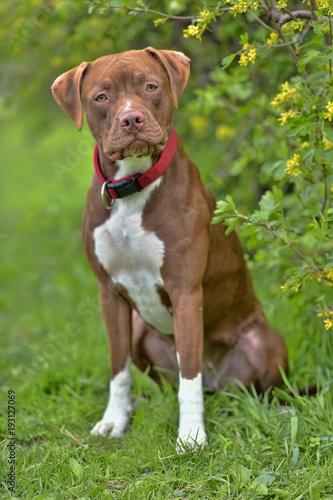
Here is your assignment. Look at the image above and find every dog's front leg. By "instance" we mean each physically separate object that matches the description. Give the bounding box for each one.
[171,287,207,451]
[91,281,132,438]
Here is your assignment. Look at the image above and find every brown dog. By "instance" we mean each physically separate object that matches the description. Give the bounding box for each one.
[51,47,288,450]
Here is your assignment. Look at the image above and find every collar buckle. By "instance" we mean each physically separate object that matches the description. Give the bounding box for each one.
[106,173,143,199]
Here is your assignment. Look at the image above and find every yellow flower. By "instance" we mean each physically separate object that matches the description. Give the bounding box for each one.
[231,0,248,15]
[285,153,301,176]
[278,109,298,126]
[247,48,257,63]
[183,25,200,38]
[281,281,301,292]
[189,116,209,133]
[277,0,287,7]
[324,318,333,330]
[291,282,301,292]
[317,0,333,15]
[50,56,64,68]
[200,9,211,18]
[324,138,333,150]
[324,101,333,121]
[216,125,237,140]
[238,44,257,66]
[325,268,333,281]
[271,82,299,110]
[239,53,248,66]
[266,32,279,49]
[290,20,305,32]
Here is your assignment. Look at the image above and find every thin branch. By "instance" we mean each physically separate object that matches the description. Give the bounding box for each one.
[329,15,332,77]
[260,37,304,49]
[258,222,333,283]
[321,163,328,214]
[309,0,319,11]
[274,24,310,80]
[258,1,270,14]
[278,10,318,27]
[297,24,312,46]
[89,0,198,19]
[277,28,299,64]
[89,0,231,20]
[247,10,278,33]
[281,7,302,24]
[233,211,332,283]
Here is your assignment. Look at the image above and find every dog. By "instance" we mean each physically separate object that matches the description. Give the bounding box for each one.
[51,47,288,450]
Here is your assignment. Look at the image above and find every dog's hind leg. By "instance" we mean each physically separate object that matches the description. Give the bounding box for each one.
[211,319,288,392]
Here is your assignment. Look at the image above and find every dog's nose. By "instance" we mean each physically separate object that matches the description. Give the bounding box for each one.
[120,111,145,132]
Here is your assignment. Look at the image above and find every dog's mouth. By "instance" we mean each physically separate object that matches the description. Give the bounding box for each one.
[106,139,167,162]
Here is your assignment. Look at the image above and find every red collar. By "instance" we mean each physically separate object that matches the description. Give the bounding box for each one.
[94,126,177,203]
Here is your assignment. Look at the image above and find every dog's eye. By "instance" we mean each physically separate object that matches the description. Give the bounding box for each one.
[96,94,107,102]
[146,84,157,92]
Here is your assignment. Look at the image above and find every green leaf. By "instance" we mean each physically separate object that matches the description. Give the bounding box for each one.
[91,484,108,496]
[290,416,299,442]
[154,18,167,26]
[312,20,330,36]
[273,388,303,408]
[256,473,277,486]
[87,4,97,14]
[222,53,237,69]
[294,480,329,500]
[259,196,279,217]
[32,497,57,500]
[272,185,283,203]
[225,194,236,211]
[250,479,268,495]
[136,0,146,7]
[212,214,226,225]
[69,458,83,479]
[215,200,232,213]
[271,488,290,498]
[325,129,333,143]
[298,49,320,72]
[240,32,249,45]
[279,365,295,392]
[225,217,238,235]
[233,464,252,483]
[292,446,299,465]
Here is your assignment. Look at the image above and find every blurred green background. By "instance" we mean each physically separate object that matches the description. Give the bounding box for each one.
[1,0,330,391]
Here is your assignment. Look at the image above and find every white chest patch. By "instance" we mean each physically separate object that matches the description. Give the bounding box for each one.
[93,156,174,335]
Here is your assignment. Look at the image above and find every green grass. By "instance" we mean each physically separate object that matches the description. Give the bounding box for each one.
[0,108,333,499]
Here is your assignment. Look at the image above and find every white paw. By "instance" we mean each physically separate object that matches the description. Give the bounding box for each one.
[91,413,129,438]
[176,422,207,452]
[91,358,132,438]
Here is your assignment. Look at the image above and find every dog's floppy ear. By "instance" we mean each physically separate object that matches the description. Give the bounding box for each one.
[51,62,89,131]
[144,47,191,109]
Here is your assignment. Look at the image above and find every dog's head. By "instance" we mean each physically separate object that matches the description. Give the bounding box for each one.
[51,48,190,160]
